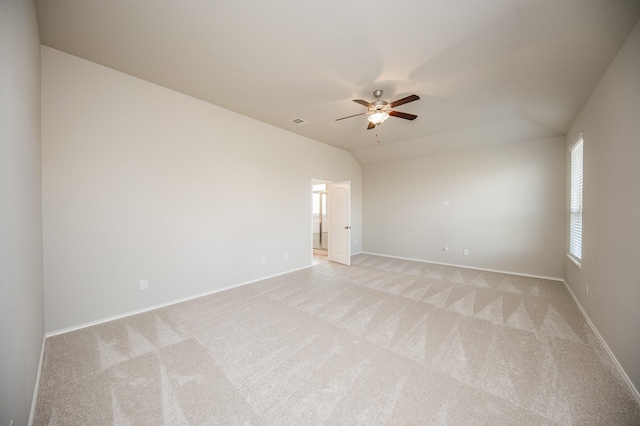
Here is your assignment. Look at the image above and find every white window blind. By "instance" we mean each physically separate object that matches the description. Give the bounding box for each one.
[569,137,583,260]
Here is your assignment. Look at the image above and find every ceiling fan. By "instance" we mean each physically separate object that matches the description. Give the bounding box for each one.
[336,89,420,130]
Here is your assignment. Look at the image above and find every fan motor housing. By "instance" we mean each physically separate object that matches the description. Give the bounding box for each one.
[372,100,388,110]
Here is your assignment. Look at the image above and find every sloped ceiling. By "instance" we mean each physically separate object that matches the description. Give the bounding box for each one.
[35,0,640,165]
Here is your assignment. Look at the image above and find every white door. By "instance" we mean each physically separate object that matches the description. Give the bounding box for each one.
[328,182,351,266]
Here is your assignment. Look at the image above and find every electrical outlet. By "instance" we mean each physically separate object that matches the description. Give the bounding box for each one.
[586,283,589,295]
[140,279,148,290]
[261,258,266,264]
[463,249,469,256]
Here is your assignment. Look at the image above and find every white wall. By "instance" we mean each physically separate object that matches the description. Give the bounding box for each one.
[0,0,44,424]
[363,137,565,278]
[41,47,362,333]
[565,21,640,393]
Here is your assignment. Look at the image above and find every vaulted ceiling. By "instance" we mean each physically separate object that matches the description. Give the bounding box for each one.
[36,0,640,165]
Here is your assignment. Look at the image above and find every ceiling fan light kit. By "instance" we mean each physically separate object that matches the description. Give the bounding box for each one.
[336,89,420,130]
[368,111,389,125]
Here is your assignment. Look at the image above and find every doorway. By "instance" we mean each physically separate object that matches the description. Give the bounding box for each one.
[312,182,328,257]
[311,179,351,266]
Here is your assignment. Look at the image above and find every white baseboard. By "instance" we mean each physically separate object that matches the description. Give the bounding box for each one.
[562,280,640,405]
[46,264,313,337]
[359,251,563,282]
[32,253,640,411]
[28,336,46,426]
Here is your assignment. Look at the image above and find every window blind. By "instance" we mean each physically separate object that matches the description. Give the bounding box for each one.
[569,138,583,260]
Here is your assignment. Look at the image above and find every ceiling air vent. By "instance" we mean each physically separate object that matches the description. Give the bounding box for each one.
[290,117,309,126]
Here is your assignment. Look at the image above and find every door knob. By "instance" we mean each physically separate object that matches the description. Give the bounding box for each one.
[345,226,351,230]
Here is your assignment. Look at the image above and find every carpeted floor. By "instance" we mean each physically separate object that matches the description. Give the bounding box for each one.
[34,254,640,425]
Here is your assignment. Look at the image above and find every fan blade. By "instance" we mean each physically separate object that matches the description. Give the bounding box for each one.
[389,94,420,108]
[367,122,376,130]
[389,111,417,120]
[335,112,367,121]
[353,99,373,108]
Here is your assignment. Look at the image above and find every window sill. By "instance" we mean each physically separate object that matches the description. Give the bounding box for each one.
[567,253,582,269]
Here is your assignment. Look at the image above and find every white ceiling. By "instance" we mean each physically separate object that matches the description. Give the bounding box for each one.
[35,0,640,166]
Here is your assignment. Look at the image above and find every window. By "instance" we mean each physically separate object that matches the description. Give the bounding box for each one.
[569,135,583,263]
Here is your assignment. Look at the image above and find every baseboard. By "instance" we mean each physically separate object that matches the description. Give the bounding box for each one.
[359,251,563,282]
[28,336,46,426]
[562,280,640,405]
[46,264,313,337]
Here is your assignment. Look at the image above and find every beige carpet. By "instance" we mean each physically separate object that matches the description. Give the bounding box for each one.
[34,254,640,425]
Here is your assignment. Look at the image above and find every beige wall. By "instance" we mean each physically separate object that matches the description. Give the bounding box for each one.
[0,0,44,424]
[565,21,640,393]
[362,137,566,279]
[41,47,362,333]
